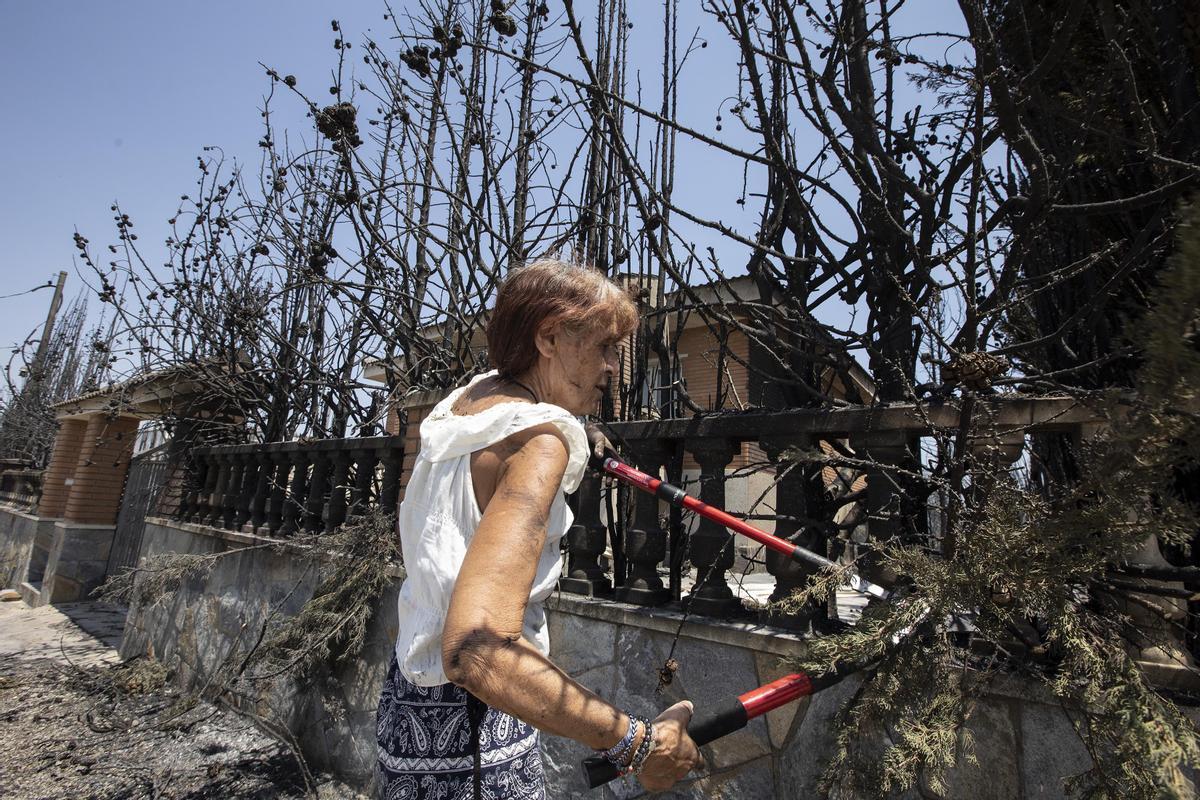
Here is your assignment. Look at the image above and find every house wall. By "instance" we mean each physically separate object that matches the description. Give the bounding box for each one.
[385,394,403,436]
[677,324,748,413]
[676,326,767,474]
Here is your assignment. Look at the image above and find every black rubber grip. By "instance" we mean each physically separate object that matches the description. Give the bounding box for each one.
[685,697,749,745]
[791,543,837,571]
[655,481,687,506]
[581,699,748,788]
[582,755,622,788]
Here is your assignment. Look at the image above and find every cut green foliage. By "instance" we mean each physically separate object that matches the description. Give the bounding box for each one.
[247,508,402,681]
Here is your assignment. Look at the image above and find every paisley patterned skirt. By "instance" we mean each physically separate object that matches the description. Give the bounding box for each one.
[376,653,546,800]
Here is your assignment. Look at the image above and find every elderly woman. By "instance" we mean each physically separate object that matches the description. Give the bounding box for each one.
[376,260,701,799]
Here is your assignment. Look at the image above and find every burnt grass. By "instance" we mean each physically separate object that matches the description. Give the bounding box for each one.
[0,655,366,800]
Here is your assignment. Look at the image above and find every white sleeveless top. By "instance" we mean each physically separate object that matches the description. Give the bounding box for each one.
[393,370,589,686]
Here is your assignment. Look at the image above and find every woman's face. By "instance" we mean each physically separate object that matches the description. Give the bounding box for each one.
[539,319,622,415]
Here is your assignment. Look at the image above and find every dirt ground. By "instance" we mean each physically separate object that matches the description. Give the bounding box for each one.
[0,599,368,800]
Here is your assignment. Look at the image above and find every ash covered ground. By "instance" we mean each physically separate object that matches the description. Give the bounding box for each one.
[0,600,366,800]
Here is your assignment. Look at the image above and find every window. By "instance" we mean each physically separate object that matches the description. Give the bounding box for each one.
[640,358,684,418]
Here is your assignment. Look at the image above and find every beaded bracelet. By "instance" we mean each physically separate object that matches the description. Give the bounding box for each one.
[629,720,655,775]
[600,715,641,767]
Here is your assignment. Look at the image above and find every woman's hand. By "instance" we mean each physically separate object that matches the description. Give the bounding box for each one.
[637,700,703,792]
[584,421,617,470]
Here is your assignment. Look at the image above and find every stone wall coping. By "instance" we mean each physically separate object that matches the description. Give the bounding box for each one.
[984,672,1060,706]
[0,505,46,522]
[601,394,1111,442]
[53,521,117,531]
[196,434,406,457]
[399,386,452,410]
[145,516,406,579]
[545,593,809,659]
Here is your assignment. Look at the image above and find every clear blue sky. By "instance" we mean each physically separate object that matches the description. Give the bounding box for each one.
[0,1,964,378]
[0,1,385,355]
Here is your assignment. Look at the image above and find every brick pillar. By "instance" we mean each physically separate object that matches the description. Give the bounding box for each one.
[37,417,89,518]
[396,403,430,507]
[63,414,141,525]
[386,401,403,436]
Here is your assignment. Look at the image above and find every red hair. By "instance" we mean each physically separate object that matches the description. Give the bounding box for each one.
[486,259,638,378]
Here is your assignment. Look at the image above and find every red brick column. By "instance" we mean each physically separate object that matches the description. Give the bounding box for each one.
[385,401,403,436]
[37,417,88,518]
[396,403,432,507]
[63,414,141,525]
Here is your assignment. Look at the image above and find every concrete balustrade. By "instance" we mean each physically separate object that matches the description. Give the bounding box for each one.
[182,435,407,538]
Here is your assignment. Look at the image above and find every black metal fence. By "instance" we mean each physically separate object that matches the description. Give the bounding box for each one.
[107,450,170,576]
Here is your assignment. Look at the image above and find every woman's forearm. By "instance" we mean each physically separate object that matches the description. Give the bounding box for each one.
[445,631,628,751]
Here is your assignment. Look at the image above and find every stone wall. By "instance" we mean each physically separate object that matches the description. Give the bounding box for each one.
[540,597,1109,800]
[0,506,46,589]
[38,522,119,603]
[0,506,125,606]
[115,516,1131,799]
[121,518,399,787]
